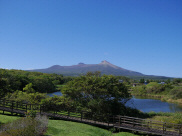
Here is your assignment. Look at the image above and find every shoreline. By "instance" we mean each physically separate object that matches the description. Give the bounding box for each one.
[131,93,182,105]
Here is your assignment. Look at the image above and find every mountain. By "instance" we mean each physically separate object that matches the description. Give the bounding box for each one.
[29,60,169,79]
[28,60,142,76]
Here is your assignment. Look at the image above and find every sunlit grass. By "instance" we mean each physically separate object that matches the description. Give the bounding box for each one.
[46,119,141,136]
[0,112,139,136]
[0,112,19,124]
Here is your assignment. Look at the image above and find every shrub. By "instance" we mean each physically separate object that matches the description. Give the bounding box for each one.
[132,85,146,95]
[26,110,37,118]
[0,115,48,136]
[146,82,165,94]
[170,86,182,99]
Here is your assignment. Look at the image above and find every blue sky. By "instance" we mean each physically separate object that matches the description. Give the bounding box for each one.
[0,0,182,77]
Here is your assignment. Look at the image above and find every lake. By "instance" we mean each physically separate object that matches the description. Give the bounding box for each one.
[47,92,182,113]
[126,96,182,113]
[47,91,62,97]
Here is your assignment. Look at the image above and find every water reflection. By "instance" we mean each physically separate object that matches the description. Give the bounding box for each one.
[126,96,182,113]
[47,92,182,113]
[47,91,62,97]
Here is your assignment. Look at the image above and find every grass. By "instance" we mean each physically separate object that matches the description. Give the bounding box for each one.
[148,112,182,124]
[46,119,141,136]
[0,111,19,124]
[0,112,139,136]
[46,119,111,136]
[1,110,181,136]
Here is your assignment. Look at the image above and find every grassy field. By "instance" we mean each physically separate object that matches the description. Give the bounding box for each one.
[0,112,140,136]
[0,111,20,124]
[46,119,140,136]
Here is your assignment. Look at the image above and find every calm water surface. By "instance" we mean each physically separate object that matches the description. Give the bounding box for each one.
[126,96,182,113]
[47,91,62,97]
[48,92,182,113]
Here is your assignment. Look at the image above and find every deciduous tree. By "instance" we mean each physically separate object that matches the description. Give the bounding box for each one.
[62,72,131,116]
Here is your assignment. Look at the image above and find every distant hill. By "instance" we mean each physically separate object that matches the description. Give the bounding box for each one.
[29,60,170,79]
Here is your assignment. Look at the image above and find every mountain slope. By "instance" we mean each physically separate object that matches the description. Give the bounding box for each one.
[29,60,145,76]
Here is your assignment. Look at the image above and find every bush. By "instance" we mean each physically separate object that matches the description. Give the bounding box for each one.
[146,82,165,94]
[26,110,37,118]
[132,85,146,95]
[170,86,182,99]
[0,115,48,136]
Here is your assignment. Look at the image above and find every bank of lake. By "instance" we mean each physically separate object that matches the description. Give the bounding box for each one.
[48,92,182,113]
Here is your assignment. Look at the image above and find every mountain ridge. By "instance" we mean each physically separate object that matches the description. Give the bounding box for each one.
[29,60,169,79]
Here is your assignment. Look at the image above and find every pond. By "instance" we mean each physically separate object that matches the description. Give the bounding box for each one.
[47,91,62,97]
[47,92,182,113]
[126,96,182,113]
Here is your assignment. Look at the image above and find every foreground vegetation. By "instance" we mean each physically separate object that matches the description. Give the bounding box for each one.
[0,108,181,135]
[0,111,48,136]
[46,119,141,136]
[131,79,182,105]
[0,69,182,135]
[147,112,182,124]
[0,69,73,97]
[0,113,140,136]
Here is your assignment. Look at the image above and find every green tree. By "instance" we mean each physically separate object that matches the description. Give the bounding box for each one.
[139,78,145,83]
[146,82,165,94]
[23,83,35,93]
[170,86,182,99]
[132,85,146,95]
[62,73,131,116]
[32,75,56,93]
[173,78,182,84]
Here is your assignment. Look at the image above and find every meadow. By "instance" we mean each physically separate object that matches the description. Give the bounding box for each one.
[0,111,140,136]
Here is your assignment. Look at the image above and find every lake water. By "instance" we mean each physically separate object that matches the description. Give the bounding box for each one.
[47,91,62,97]
[126,96,182,113]
[47,92,182,113]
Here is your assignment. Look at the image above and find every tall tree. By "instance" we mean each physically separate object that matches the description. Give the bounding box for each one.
[62,72,131,116]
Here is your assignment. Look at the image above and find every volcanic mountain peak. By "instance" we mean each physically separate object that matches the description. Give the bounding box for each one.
[100,60,112,65]
[99,60,120,69]
[28,61,170,79]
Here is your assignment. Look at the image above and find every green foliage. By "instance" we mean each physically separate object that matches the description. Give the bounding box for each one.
[31,75,56,93]
[148,112,182,124]
[0,114,140,136]
[23,83,35,93]
[0,69,73,97]
[62,72,131,116]
[115,76,131,85]
[170,86,182,99]
[139,78,145,83]
[0,115,48,136]
[132,85,146,95]
[41,95,75,112]
[132,80,182,100]
[172,78,182,84]
[146,82,165,93]
[26,110,37,118]
[5,90,47,104]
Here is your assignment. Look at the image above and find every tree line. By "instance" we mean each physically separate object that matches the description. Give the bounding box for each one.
[0,69,73,97]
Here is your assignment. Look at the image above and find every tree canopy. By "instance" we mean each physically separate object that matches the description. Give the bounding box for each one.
[62,72,131,116]
[0,69,74,97]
